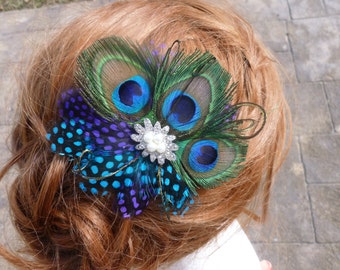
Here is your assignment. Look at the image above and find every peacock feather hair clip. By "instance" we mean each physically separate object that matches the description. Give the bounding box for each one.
[46,36,266,218]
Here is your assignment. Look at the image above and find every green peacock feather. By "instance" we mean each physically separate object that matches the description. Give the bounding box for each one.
[47,36,266,217]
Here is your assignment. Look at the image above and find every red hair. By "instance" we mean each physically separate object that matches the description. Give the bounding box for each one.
[0,0,290,269]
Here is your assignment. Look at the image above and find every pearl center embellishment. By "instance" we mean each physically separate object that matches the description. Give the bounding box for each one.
[131,118,178,165]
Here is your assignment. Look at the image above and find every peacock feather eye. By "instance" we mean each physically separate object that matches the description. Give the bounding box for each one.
[162,90,201,131]
[188,140,218,173]
[112,75,151,114]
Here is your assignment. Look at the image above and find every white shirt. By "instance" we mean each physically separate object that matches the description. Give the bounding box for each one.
[159,220,262,270]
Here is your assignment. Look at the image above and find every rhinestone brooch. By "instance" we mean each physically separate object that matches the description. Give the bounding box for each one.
[131,118,178,165]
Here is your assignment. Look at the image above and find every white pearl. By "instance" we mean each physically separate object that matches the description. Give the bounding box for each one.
[157,142,166,153]
[143,131,154,143]
[147,143,157,152]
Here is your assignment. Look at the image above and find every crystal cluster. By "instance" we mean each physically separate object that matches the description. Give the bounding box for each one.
[131,118,178,165]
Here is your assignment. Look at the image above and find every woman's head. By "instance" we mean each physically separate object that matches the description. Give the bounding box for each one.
[1,0,289,269]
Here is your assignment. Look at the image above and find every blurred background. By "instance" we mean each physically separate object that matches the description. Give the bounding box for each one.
[0,0,339,269]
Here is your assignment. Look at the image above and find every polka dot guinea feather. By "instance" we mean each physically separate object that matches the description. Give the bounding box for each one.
[46,36,265,217]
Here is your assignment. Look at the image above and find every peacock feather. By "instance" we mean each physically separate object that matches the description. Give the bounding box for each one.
[46,36,265,218]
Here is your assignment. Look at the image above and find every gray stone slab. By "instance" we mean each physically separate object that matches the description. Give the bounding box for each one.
[0,64,18,125]
[0,124,19,270]
[0,125,12,166]
[276,52,298,83]
[253,243,340,270]
[324,0,340,15]
[0,6,59,35]
[288,16,340,82]
[324,81,340,133]
[300,134,340,183]
[0,156,18,269]
[0,30,59,64]
[0,176,13,233]
[226,0,290,22]
[252,20,289,53]
[284,82,332,135]
[0,186,21,270]
[308,184,340,243]
[0,208,19,270]
[332,244,340,263]
[247,137,314,243]
[287,0,327,19]
[0,125,14,222]
[0,259,16,270]
[0,0,114,35]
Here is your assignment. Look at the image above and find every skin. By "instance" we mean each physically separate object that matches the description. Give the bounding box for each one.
[260,260,273,270]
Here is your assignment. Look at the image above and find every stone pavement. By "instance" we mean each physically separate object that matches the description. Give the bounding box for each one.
[0,0,339,269]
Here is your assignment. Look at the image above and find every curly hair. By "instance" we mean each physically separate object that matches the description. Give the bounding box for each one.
[0,0,290,269]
